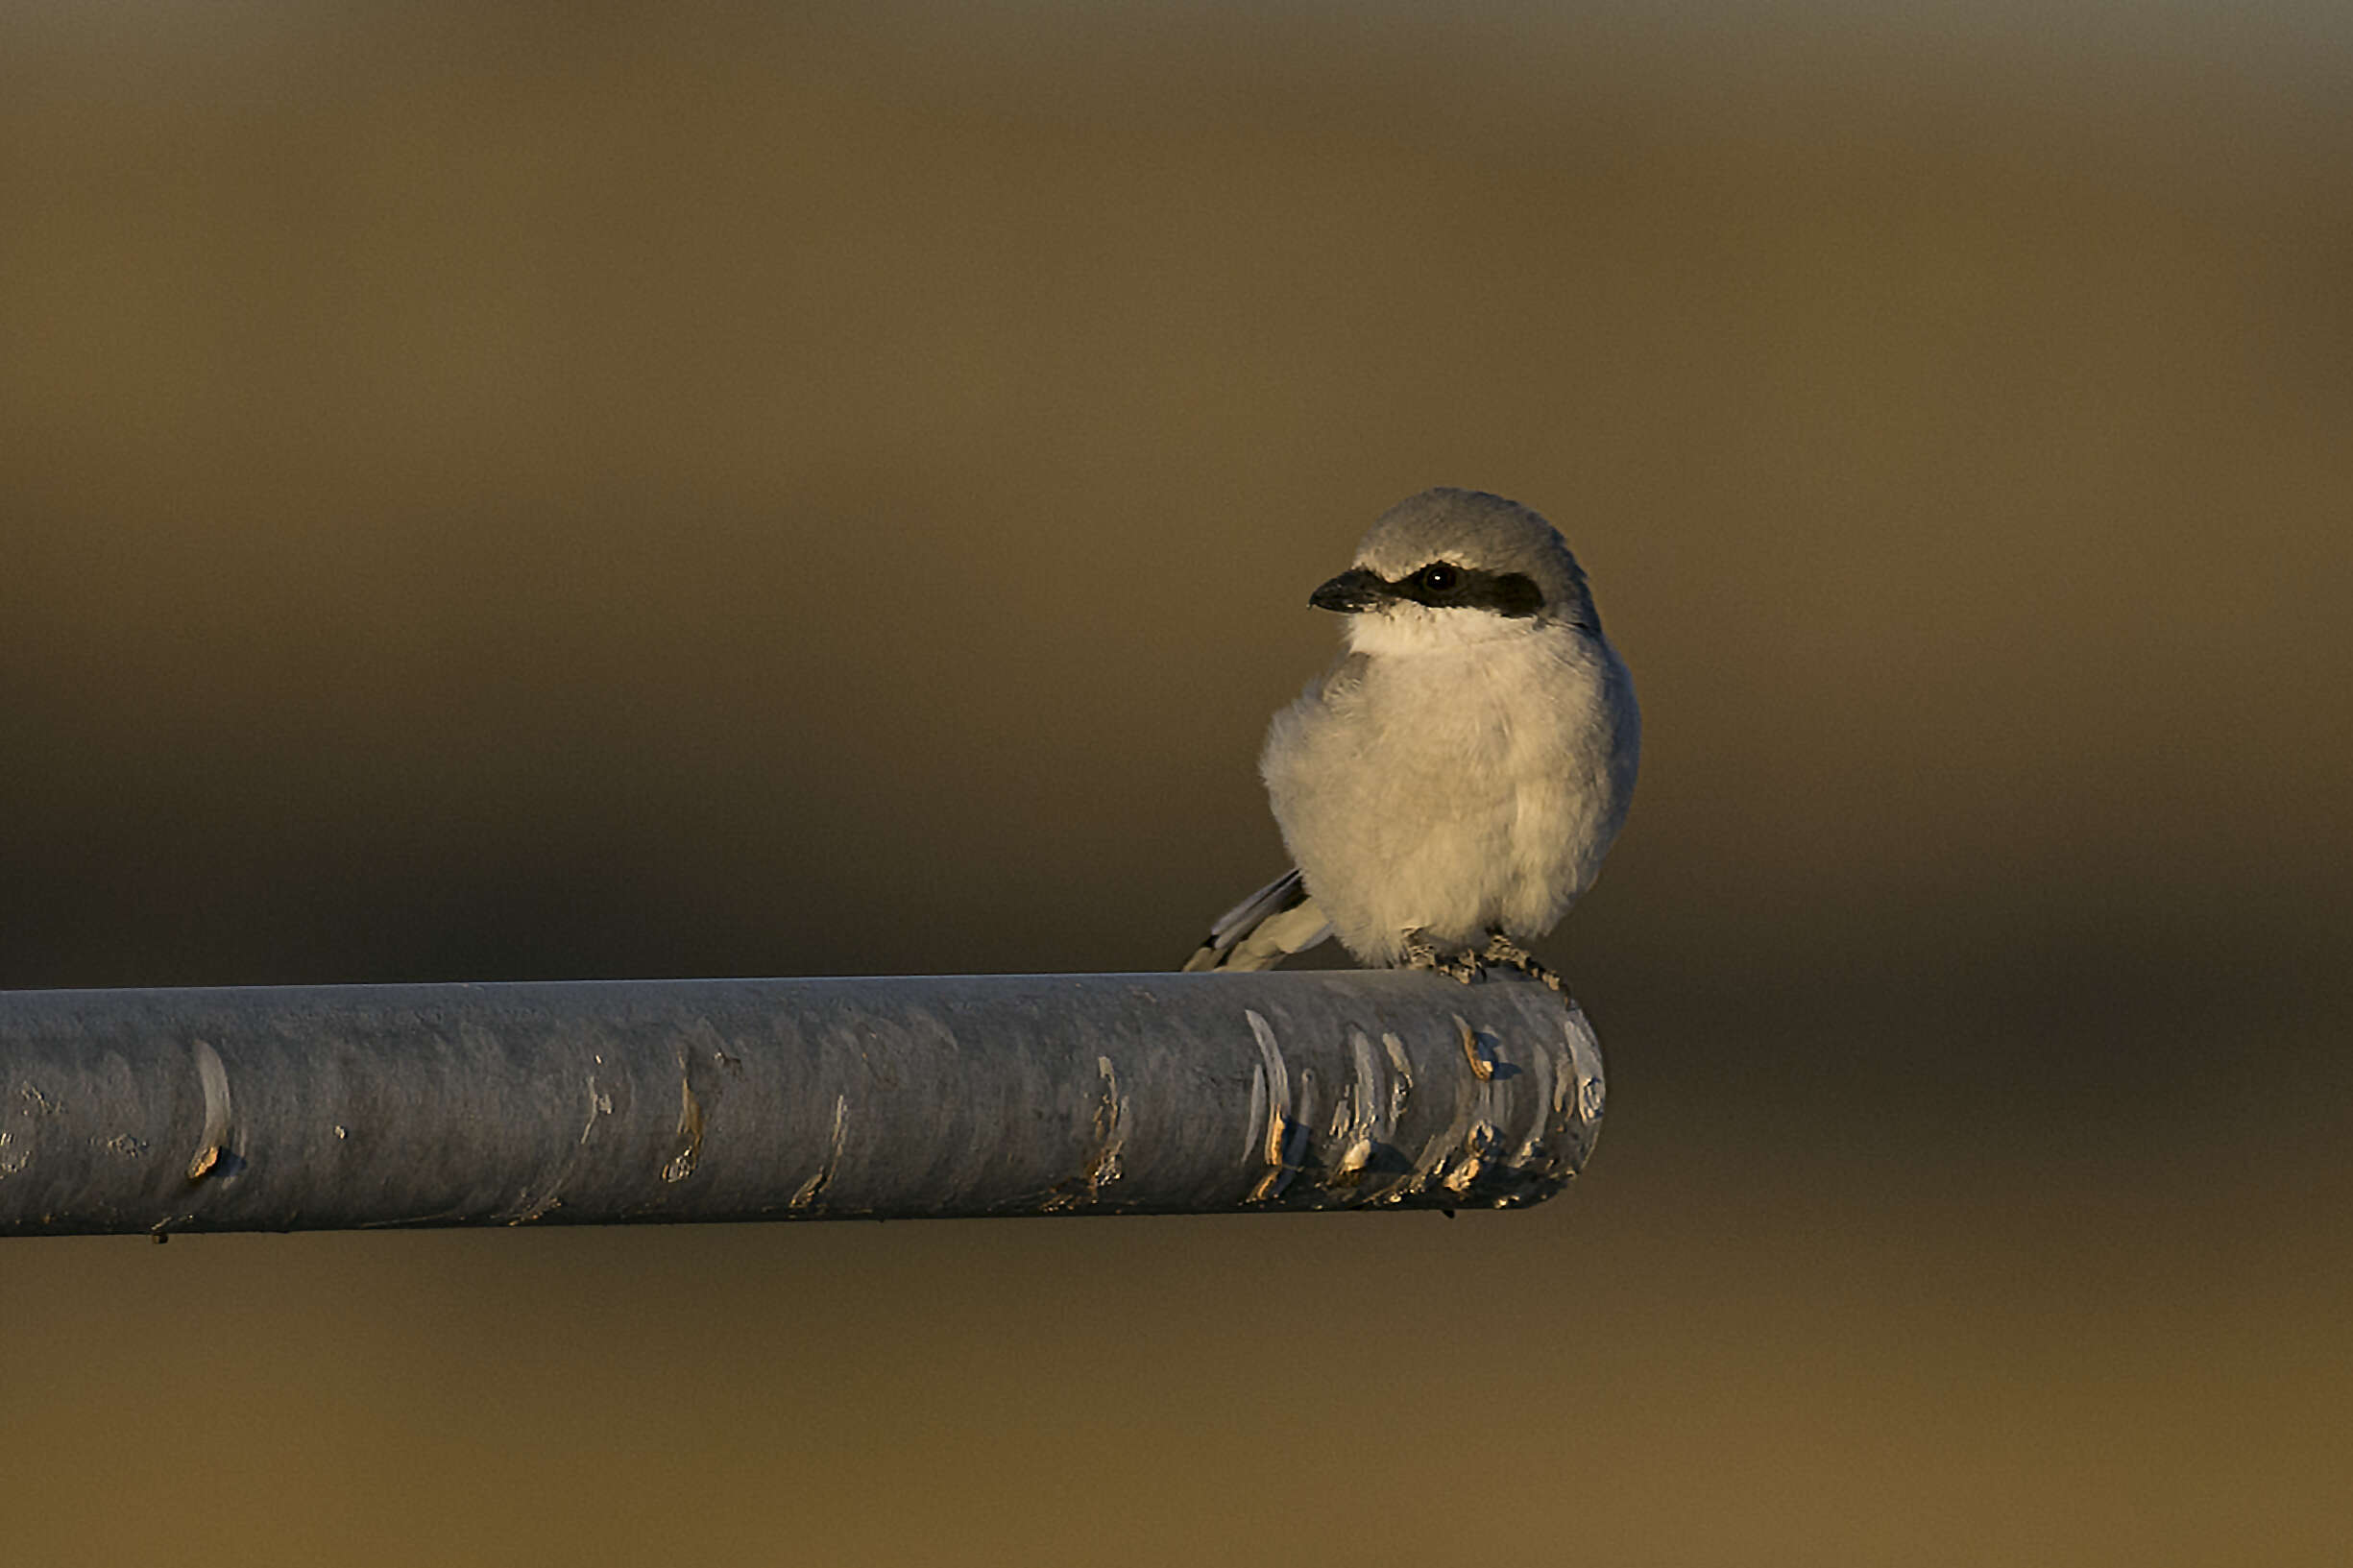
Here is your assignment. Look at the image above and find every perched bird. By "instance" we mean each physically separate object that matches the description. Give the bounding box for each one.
[1183,487,1639,987]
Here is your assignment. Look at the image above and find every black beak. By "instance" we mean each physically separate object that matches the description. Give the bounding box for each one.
[1309,567,1391,614]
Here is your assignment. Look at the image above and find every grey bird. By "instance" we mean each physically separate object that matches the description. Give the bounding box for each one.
[1183,487,1639,986]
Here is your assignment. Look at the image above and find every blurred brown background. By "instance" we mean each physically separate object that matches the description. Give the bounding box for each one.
[4,5,2348,1562]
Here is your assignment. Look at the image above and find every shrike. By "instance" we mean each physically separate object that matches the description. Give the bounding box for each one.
[1183,487,1638,987]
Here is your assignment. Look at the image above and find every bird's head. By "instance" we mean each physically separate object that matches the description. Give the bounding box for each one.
[1311,488,1602,657]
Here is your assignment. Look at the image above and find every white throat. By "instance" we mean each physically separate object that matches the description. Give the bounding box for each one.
[1344,604,1538,659]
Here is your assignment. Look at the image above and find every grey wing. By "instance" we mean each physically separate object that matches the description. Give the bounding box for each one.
[1180,866,1336,973]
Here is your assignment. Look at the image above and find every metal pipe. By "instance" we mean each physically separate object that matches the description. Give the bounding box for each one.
[0,971,1606,1235]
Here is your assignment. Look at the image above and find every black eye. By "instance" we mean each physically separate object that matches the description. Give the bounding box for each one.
[1415,563,1461,593]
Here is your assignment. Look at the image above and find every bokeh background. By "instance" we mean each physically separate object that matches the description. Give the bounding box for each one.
[5,4,2349,1562]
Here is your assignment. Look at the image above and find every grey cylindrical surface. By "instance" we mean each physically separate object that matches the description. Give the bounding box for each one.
[0,972,1606,1235]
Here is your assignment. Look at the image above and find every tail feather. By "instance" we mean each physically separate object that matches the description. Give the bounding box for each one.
[1181,868,1335,972]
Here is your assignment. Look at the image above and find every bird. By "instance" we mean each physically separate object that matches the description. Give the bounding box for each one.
[1182,487,1638,989]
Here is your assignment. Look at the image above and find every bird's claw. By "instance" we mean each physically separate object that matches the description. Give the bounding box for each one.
[1435,952,1484,985]
[1481,931,1568,994]
[1403,930,1570,995]
[1403,931,1487,985]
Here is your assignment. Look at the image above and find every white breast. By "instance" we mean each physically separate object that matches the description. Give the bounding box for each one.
[1261,609,1637,965]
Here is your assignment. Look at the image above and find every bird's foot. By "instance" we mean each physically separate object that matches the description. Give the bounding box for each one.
[1436,951,1485,985]
[1404,930,1486,985]
[1481,932,1567,995]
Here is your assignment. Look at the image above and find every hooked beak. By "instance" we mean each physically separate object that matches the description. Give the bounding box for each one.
[1308,567,1391,614]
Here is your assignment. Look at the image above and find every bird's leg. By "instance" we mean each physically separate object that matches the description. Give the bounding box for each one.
[1403,930,1484,985]
[1482,930,1567,995]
